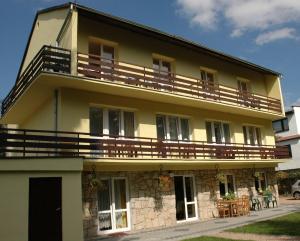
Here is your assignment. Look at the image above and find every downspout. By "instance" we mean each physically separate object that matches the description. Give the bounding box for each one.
[54,89,59,132]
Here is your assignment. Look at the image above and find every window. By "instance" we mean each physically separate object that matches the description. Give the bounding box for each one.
[156,115,190,141]
[156,115,166,140]
[219,175,235,196]
[254,172,267,192]
[273,118,289,133]
[153,58,172,90]
[89,107,135,137]
[200,69,215,92]
[89,41,114,60]
[90,107,103,136]
[153,59,171,75]
[205,121,231,144]
[243,126,262,145]
[123,112,135,137]
[237,79,250,93]
[88,41,115,77]
[108,110,120,137]
[237,79,252,106]
[201,70,215,84]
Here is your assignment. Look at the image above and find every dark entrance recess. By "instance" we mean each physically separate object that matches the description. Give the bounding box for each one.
[29,177,62,241]
[174,176,186,221]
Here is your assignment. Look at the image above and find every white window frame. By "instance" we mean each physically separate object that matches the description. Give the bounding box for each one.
[200,68,216,82]
[206,121,231,144]
[90,107,136,137]
[157,114,191,141]
[243,125,263,146]
[97,177,131,234]
[174,175,198,223]
[237,78,251,92]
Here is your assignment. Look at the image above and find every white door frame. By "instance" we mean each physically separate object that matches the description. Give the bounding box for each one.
[98,177,131,234]
[174,175,198,223]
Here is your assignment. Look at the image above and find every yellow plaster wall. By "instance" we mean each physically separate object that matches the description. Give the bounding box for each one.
[21,8,69,75]
[77,16,272,97]
[59,88,275,145]
[20,96,55,130]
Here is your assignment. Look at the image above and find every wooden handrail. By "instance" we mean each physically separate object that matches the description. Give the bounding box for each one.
[0,128,290,160]
[0,45,283,117]
[77,52,282,113]
[1,46,71,116]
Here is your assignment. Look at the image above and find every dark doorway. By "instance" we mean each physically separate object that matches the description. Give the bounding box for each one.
[29,177,62,241]
[174,176,185,221]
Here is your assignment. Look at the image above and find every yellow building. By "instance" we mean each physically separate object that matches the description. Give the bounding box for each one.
[0,3,290,241]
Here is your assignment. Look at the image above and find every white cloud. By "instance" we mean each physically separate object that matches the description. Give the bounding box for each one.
[255,28,298,45]
[176,0,300,44]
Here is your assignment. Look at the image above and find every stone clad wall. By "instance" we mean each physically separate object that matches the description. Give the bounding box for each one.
[82,167,278,239]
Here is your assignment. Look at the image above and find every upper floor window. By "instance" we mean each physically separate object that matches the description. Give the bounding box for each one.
[243,126,262,146]
[201,70,215,84]
[89,107,135,137]
[200,69,216,93]
[237,79,250,93]
[89,41,115,60]
[206,121,231,144]
[153,59,171,75]
[156,115,190,141]
[88,41,115,75]
[273,118,289,133]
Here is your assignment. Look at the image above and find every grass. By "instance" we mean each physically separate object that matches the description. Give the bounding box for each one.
[227,212,300,236]
[183,236,246,241]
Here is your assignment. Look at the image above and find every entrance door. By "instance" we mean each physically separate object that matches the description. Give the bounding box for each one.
[98,178,130,233]
[174,176,198,222]
[29,177,62,241]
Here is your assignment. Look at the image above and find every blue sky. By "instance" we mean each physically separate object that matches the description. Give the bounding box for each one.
[1,0,299,107]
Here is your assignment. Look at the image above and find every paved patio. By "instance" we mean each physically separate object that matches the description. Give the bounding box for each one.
[88,201,300,241]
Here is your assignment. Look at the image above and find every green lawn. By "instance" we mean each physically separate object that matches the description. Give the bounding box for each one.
[183,236,245,241]
[227,212,300,236]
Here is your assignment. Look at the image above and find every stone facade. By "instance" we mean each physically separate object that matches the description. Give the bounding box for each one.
[82,167,278,239]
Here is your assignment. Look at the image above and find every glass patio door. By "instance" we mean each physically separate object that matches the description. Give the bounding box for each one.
[174,175,198,222]
[98,178,130,233]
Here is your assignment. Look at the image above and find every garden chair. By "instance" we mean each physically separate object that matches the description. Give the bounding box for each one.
[217,200,230,218]
[242,196,250,215]
[251,196,262,211]
[270,195,278,208]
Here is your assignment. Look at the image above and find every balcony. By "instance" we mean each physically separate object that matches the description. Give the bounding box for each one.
[1,46,282,118]
[0,128,290,161]
[1,46,71,116]
[77,52,282,115]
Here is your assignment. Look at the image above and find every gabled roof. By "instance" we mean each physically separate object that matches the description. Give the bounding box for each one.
[16,2,281,84]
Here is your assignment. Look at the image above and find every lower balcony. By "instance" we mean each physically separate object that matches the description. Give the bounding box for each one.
[0,128,290,162]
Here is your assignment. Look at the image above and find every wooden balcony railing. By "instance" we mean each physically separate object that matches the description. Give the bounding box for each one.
[1,46,71,116]
[77,53,282,114]
[1,46,282,117]
[0,128,290,160]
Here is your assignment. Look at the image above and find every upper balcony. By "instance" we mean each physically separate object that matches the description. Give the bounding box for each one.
[1,45,283,120]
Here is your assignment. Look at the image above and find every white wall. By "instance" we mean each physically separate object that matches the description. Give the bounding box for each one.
[277,109,298,137]
[277,139,300,170]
